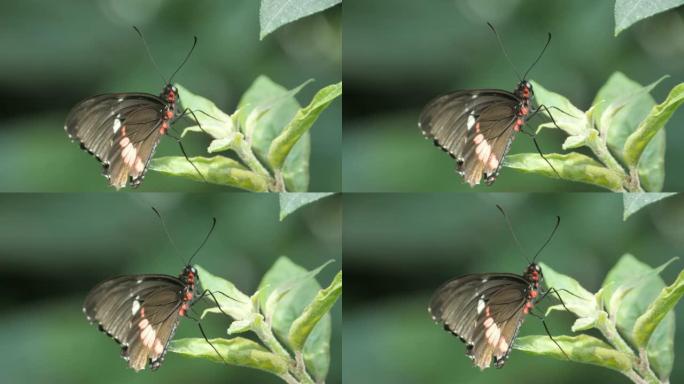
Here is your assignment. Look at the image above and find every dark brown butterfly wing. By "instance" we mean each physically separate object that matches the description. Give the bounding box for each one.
[419,90,520,186]
[65,93,166,189]
[429,273,529,369]
[83,274,185,371]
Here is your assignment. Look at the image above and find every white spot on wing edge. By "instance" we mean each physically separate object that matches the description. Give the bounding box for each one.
[466,112,476,131]
[477,298,485,314]
[113,118,122,133]
[131,299,141,315]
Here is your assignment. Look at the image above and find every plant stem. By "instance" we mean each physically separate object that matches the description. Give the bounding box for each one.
[636,348,663,384]
[280,373,299,384]
[626,167,644,192]
[586,138,630,190]
[254,321,314,384]
[274,170,287,192]
[598,313,661,384]
[235,141,276,185]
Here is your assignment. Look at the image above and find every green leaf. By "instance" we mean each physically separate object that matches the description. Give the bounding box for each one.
[514,334,632,372]
[504,152,625,191]
[615,0,684,36]
[169,337,289,375]
[594,72,667,191]
[540,263,597,325]
[176,84,233,139]
[279,192,334,221]
[238,76,312,191]
[530,81,587,137]
[194,265,252,321]
[149,156,269,191]
[622,192,677,220]
[281,133,310,192]
[257,257,333,381]
[624,84,684,170]
[288,271,342,351]
[206,132,242,153]
[600,254,676,377]
[633,269,684,349]
[268,82,342,171]
[592,73,667,191]
[259,0,341,40]
[227,313,265,335]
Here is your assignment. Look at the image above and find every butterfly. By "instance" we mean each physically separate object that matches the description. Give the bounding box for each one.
[65,28,196,190]
[428,206,565,369]
[83,210,223,371]
[419,23,555,186]
[83,265,199,371]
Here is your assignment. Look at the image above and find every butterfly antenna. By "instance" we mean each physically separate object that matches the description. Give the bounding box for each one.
[187,217,217,265]
[495,204,531,264]
[487,22,522,82]
[133,26,168,85]
[169,36,197,83]
[523,32,552,80]
[151,207,185,266]
[532,215,560,262]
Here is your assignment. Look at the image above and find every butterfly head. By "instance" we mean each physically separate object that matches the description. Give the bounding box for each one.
[161,84,179,104]
[524,263,542,285]
[180,265,198,287]
[515,81,533,100]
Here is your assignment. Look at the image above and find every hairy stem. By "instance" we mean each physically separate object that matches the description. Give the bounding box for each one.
[597,313,661,384]
[235,141,274,184]
[586,137,630,190]
[254,321,314,384]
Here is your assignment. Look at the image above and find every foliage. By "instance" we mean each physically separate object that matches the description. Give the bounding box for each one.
[504,73,684,192]
[260,0,341,39]
[622,192,677,220]
[169,258,341,384]
[279,193,335,220]
[149,79,341,192]
[614,0,684,36]
[515,255,682,383]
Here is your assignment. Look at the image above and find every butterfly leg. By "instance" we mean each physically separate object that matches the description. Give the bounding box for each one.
[528,310,571,361]
[538,287,586,312]
[184,313,230,366]
[163,129,208,183]
[518,127,561,179]
[193,288,244,318]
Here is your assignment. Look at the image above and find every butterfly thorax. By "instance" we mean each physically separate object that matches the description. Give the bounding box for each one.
[159,84,179,135]
[522,263,541,314]
[177,265,197,317]
[512,81,533,132]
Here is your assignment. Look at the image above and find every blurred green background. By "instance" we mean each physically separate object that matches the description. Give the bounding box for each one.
[343,193,684,383]
[0,193,341,383]
[0,0,341,191]
[342,0,684,191]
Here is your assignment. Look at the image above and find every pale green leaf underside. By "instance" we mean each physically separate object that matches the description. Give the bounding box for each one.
[515,335,632,372]
[622,192,677,220]
[615,0,684,35]
[504,152,624,191]
[169,337,289,375]
[149,156,269,191]
[260,0,341,39]
[279,192,334,221]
